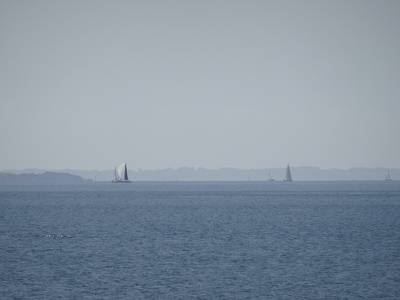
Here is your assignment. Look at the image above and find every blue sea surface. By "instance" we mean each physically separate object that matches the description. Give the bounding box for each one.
[1,181,400,299]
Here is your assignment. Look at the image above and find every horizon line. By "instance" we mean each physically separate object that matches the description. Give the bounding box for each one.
[2,166,399,172]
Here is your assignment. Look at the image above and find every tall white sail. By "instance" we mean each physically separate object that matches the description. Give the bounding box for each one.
[385,169,393,181]
[117,164,125,180]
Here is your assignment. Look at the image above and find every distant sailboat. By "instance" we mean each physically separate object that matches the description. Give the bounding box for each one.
[112,163,132,183]
[268,170,274,181]
[385,169,393,181]
[284,164,292,181]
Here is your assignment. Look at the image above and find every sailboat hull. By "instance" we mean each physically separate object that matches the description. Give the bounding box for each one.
[112,180,132,183]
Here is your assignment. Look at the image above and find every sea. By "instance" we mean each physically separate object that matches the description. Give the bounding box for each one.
[1,181,399,299]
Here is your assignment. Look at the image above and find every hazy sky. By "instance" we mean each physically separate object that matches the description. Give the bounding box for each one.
[1,1,399,170]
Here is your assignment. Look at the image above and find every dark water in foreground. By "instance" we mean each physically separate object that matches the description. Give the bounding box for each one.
[1,181,400,299]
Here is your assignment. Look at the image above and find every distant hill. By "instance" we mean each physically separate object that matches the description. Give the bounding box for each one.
[0,171,90,182]
[3,167,399,181]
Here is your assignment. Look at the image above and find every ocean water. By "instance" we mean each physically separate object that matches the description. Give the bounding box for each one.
[1,181,399,299]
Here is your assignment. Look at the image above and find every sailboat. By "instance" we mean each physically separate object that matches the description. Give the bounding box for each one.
[385,169,393,181]
[284,164,292,181]
[112,163,132,183]
[267,170,274,181]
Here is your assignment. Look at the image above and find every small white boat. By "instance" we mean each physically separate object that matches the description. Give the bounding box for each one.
[385,169,393,181]
[267,170,274,181]
[112,163,132,183]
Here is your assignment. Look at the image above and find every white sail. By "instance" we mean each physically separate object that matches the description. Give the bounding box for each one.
[117,164,125,180]
[385,169,393,181]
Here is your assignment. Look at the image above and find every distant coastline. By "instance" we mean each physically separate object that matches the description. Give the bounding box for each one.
[1,167,398,182]
[0,171,91,183]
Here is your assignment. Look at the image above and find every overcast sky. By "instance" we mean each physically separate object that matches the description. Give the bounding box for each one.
[1,0,399,171]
